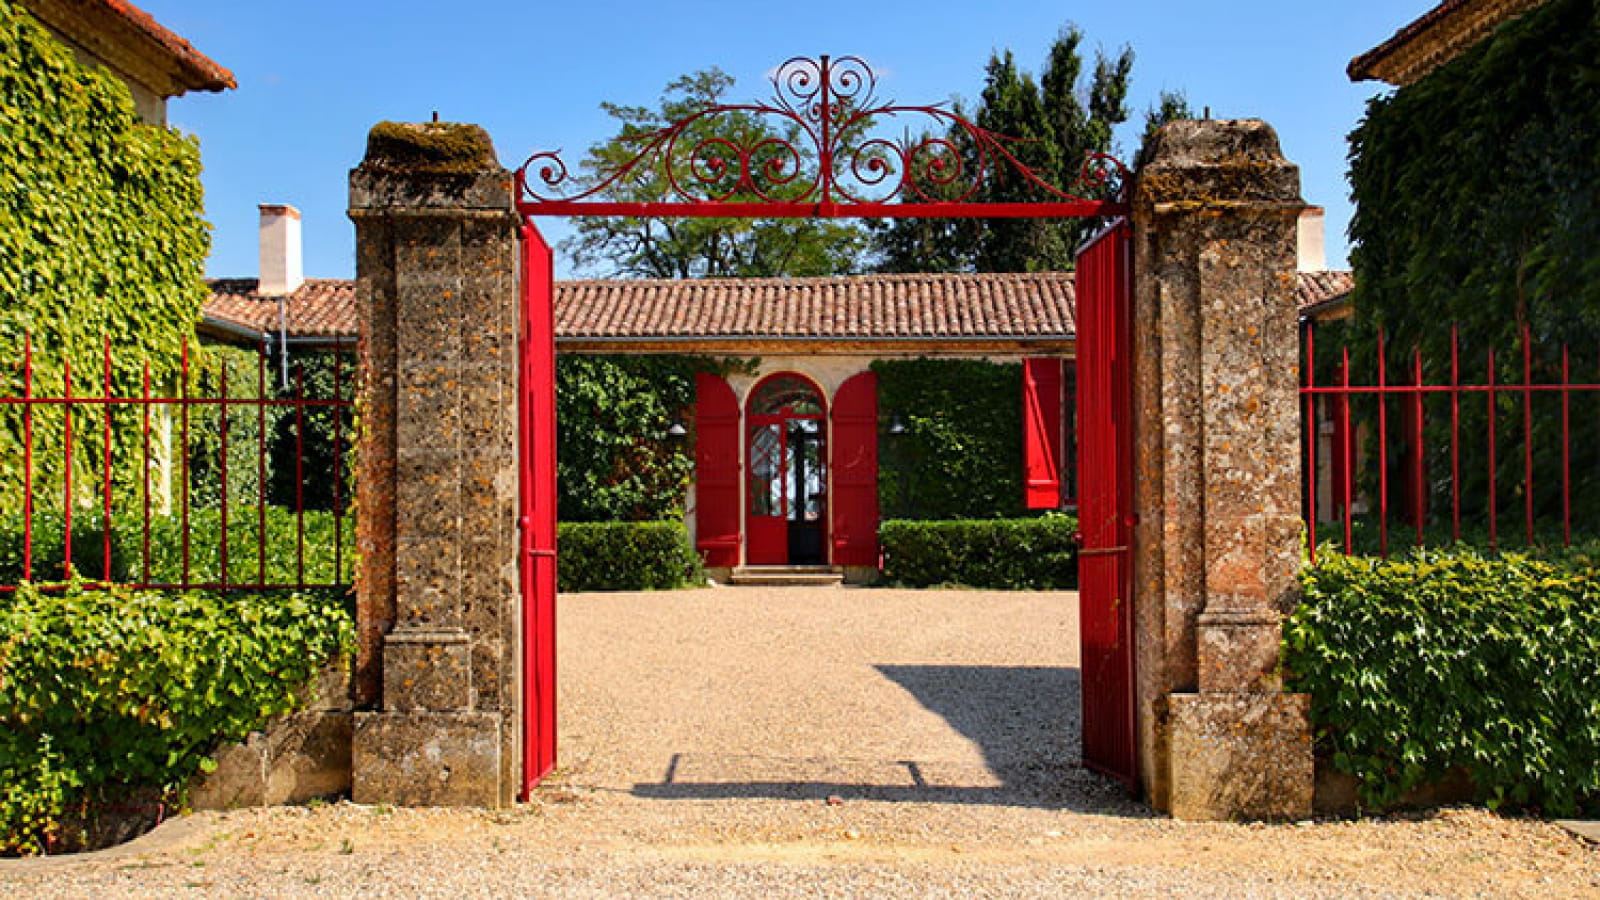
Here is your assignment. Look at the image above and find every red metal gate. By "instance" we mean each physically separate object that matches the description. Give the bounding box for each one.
[519,224,558,797]
[513,53,1135,797]
[1074,220,1137,790]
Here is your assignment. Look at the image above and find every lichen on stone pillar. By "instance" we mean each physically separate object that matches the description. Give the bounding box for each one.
[1129,119,1313,820]
[348,121,521,807]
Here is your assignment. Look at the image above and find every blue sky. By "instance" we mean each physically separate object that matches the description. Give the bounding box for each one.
[139,0,1430,280]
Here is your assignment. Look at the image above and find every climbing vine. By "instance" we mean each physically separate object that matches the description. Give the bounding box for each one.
[873,358,1024,519]
[0,0,212,503]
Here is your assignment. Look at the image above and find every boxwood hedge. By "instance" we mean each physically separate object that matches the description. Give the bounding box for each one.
[879,515,1078,589]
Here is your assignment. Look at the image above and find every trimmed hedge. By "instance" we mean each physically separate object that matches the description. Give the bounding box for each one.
[0,580,354,855]
[1285,545,1600,814]
[880,515,1078,589]
[557,521,703,592]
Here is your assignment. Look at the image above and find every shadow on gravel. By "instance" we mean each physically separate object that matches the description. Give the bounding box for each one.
[632,665,1151,815]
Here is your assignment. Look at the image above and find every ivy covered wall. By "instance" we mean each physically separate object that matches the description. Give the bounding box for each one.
[1345,0,1600,529]
[0,0,212,499]
[873,357,1025,520]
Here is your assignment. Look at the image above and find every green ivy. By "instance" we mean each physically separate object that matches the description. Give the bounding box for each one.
[0,0,212,507]
[0,579,354,855]
[1285,545,1600,815]
[1344,0,1600,528]
[873,358,1025,519]
[880,515,1078,589]
[556,354,751,522]
[557,521,702,592]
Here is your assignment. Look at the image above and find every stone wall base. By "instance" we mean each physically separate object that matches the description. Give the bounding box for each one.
[1167,691,1313,821]
[192,662,354,810]
[351,711,505,806]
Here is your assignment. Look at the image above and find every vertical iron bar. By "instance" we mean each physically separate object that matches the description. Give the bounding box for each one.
[142,361,151,585]
[102,336,112,581]
[1413,347,1424,547]
[22,334,33,583]
[1561,342,1574,544]
[219,365,229,588]
[1522,322,1533,546]
[1341,348,1353,554]
[333,349,344,581]
[63,357,73,578]
[1377,328,1389,558]
[1304,323,1317,564]
[258,343,267,586]
[181,343,190,584]
[1487,346,1497,552]
[1451,327,1460,543]
[295,363,305,585]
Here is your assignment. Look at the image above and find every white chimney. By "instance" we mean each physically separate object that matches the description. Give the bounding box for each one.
[258,203,304,295]
[1297,206,1327,273]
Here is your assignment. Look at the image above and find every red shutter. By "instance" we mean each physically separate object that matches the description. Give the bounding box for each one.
[694,373,741,567]
[1023,357,1063,509]
[830,371,879,567]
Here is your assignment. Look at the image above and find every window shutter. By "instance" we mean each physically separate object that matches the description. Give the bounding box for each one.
[694,373,741,567]
[830,371,880,566]
[1023,357,1063,509]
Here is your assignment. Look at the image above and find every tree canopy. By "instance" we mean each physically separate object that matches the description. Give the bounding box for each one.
[560,69,868,278]
[870,26,1139,274]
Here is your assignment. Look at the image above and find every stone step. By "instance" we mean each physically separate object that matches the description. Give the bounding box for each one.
[727,566,845,587]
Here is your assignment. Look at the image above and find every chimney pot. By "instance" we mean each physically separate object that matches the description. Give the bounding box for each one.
[259,203,304,295]
[1297,206,1327,273]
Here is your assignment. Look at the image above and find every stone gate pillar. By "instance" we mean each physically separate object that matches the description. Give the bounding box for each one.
[348,122,521,806]
[1129,120,1314,820]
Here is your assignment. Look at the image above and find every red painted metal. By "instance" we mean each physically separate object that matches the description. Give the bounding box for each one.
[294,364,306,584]
[1522,323,1533,546]
[0,337,352,593]
[515,55,1130,220]
[1022,357,1063,509]
[830,371,879,567]
[519,224,559,797]
[257,347,268,586]
[1074,220,1137,791]
[1304,324,1317,564]
[1301,326,1600,561]
[693,373,743,567]
[1377,329,1389,558]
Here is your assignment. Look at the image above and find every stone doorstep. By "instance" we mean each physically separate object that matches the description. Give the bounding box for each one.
[728,566,845,587]
[1555,820,1600,844]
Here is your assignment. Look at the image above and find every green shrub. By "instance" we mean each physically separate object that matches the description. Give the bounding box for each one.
[1285,545,1600,814]
[0,579,354,855]
[0,507,355,587]
[880,515,1078,589]
[557,521,703,592]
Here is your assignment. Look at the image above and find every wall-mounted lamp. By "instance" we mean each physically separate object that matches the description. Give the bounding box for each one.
[888,415,906,435]
[667,421,688,438]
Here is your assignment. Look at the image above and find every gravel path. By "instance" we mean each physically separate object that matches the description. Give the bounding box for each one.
[4,586,1595,898]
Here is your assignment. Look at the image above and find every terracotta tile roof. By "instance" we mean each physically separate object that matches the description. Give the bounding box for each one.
[24,0,236,92]
[204,279,356,339]
[1348,0,1547,86]
[1295,270,1353,311]
[555,272,1078,341]
[204,271,1355,342]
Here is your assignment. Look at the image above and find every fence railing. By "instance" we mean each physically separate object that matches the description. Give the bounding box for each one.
[1301,321,1600,563]
[1,335,354,592]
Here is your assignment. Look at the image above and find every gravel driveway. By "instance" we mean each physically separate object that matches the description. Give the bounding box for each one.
[3,586,1594,898]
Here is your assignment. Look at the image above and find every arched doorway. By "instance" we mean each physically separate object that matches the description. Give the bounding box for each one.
[745,373,828,566]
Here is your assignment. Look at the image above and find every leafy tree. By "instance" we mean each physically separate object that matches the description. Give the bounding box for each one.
[1139,89,1195,156]
[871,26,1135,273]
[562,69,868,278]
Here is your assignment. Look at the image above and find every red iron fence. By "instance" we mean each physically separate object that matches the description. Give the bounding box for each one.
[1,336,354,592]
[1301,322,1600,563]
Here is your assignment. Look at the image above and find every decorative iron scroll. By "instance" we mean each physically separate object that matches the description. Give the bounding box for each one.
[515,55,1129,218]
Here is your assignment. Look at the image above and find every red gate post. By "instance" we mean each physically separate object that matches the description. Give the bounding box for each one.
[1128,120,1313,820]
[349,122,523,807]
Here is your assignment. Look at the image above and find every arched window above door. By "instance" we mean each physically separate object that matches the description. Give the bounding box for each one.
[749,376,823,416]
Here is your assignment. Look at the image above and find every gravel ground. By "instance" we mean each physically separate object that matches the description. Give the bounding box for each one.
[3,586,1595,898]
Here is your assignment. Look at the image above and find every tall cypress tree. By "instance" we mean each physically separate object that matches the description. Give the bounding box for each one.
[871,26,1135,273]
